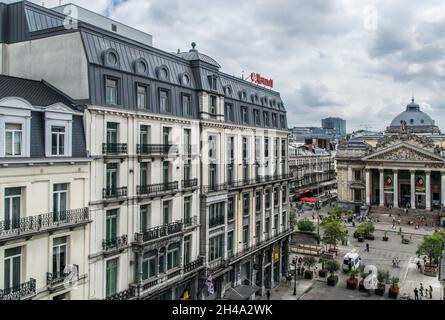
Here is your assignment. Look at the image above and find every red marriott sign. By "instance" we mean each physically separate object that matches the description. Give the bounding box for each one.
[250,73,273,88]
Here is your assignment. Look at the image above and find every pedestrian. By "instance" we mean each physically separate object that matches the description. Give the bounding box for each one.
[416,260,422,272]
[423,256,427,265]
[419,283,424,297]
[414,287,419,300]
[297,265,301,276]
[301,266,305,276]
[429,285,433,299]
[266,290,271,300]
[366,243,370,252]
[397,219,401,225]
[425,288,429,299]
[399,227,402,235]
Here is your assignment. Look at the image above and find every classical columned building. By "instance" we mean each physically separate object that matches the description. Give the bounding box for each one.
[337,99,445,217]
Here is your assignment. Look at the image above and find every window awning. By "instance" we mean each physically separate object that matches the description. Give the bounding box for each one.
[221,285,260,300]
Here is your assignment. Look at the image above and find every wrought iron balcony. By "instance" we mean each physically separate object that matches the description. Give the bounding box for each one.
[209,215,225,228]
[203,183,227,193]
[103,143,127,155]
[0,208,90,241]
[47,264,79,287]
[0,278,36,300]
[208,259,228,271]
[137,181,179,197]
[184,257,204,274]
[103,187,127,199]
[135,221,183,244]
[102,234,128,252]
[182,178,198,189]
[137,144,178,156]
[140,268,182,293]
[105,287,137,300]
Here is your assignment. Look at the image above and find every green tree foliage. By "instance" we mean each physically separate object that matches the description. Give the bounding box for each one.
[303,256,317,271]
[325,260,340,276]
[356,222,375,236]
[377,269,390,285]
[320,217,347,250]
[416,232,445,265]
[290,208,297,227]
[329,207,343,219]
[297,218,316,233]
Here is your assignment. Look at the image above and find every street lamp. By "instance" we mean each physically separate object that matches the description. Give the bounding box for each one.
[292,257,297,295]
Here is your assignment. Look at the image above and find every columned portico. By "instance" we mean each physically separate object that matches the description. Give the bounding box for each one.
[379,169,384,206]
[410,170,416,209]
[365,169,371,206]
[393,170,399,208]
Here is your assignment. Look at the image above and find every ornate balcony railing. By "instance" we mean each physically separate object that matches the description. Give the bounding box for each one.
[203,183,228,193]
[137,144,178,156]
[208,259,228,271]
[47,264,79,287]
[140,268,182,292]
[0,278,36,300]
[102,187,127,199]
[137,182,179,197]
[184,257,204,274]
[103,143,127,154]
[209,215,225,229]
[105,287,137,300]
[0,208,90,239]
[182,179,198,189]
[102,235,128,252]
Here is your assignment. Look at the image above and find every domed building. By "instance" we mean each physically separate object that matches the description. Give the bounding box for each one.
[336,99,445,226]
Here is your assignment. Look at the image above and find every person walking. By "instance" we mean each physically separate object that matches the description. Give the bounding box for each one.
[425,288,429,299]
[266,290,271,300]
[429,285,433,299]
[366,243,370,252]
[419,283,424,298]
[414,287,419,300]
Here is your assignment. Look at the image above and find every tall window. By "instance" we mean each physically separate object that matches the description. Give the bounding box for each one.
[281,139,286,157]
[280,115,286,128]
[242,137,248,160]
[227,197,234,221]
[4,247,21,289]
[243,225,249,246]
[4,187,21,229]
[209,202,225,228]
[140,125,149,145]
[265,189,271,208]
[209,235,223,261]
[184,129,191,155]
[106,258,118,297]
[255,191,262,212]
[52,236,67,276]
[274,187,279,207]
[158,248,166,274]
[5,123,22,156]
[253,110,260,126]
[107,123,118,144]
[208,135,216,159]
[209,95,217,115]
[140,204,150,232]
[184,160,191,181]
[162,127,170,145]
[272,113,278,127]
[142,251,156,280]
[51,126,65,156]
[167,243,180,270]
[106,209,118,241]
[137,84,148,109]
[227,136,234,160]
[184,236,191,265]
[243,193,250,216]
[163,201,171,225]
[255,137,261,159]
[159,89,170,113]
[209,164,217,187]
[184,197,191,223]
[243,163,249,181]
[140,162,148,186]
[227,163,234,184]
[274,138,279,158]
[106,163,117,190]
[263,111,269,127]
[53,183,68,221]
[265,138,269,158]
[225,103,234,122]
[256,221,261,240]
[105,78,118,105]
[265,218,270,239]
[227,232,233,257]
[162,161,169,185]
[241,107,249,124]
[182,94,191,116]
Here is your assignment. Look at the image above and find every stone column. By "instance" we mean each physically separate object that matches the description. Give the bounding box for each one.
[441,172,445,208]
[379,169,384,207]
[348,167,353,201]
[393,170,399,208]
[365,169,371,206]
[426,171,431,211]
[410,170,416,209]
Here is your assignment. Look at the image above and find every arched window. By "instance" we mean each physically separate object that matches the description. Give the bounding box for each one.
[134,58,148,75]
[102,49,120,68]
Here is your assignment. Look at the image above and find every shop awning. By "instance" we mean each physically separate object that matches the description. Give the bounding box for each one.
[300,197,316,203]
[221,285,260,300]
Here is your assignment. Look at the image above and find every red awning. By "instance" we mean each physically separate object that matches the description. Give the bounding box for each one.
[300,197,316,203]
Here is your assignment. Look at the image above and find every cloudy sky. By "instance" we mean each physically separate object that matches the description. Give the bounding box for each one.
[35,0,445,132]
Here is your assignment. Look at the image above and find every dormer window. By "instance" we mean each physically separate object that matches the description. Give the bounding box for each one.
[224,85,232,96]
[44,111,72,158]
[5,124,22,156]
[209,75,218,91]
[103,49,120,68]
[157,66,170,81]
[181,73,190,86]
[134,59,148,75]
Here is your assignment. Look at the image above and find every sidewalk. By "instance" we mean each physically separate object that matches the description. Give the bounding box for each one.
[258,278,315,300]
[373,222,438,237]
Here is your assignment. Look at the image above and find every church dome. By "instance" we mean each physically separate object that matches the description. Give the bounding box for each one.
[390,98,435,127]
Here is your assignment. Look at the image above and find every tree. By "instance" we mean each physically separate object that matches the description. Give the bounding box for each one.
[297,218,316,233]
[377,269,390,285]
[348,268,359,280]
[320,217,348,250]
[329,207,343,219]
[356,222,375,236]
[303,256,317,271]
[290,208,297,227]
[416,232,445,265]
[325,260,340,276]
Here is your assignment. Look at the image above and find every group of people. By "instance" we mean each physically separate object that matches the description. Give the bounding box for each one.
[413,283,433,300]
[392,257,400,268]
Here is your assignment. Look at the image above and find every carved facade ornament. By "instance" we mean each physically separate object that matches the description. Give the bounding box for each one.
[375,132,436,152]
[365,145,443,163]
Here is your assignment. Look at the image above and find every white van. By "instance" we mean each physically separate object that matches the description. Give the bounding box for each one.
[342,251,361,272]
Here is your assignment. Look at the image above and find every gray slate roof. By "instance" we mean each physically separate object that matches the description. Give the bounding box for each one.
[390,99,435,127]
[0,75,74,107]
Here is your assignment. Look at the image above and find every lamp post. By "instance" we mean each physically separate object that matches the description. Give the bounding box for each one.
[292,257,297,295]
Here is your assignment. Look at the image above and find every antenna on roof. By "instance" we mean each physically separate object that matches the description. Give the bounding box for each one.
[177,49,180,54]
[241,70,244,80]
